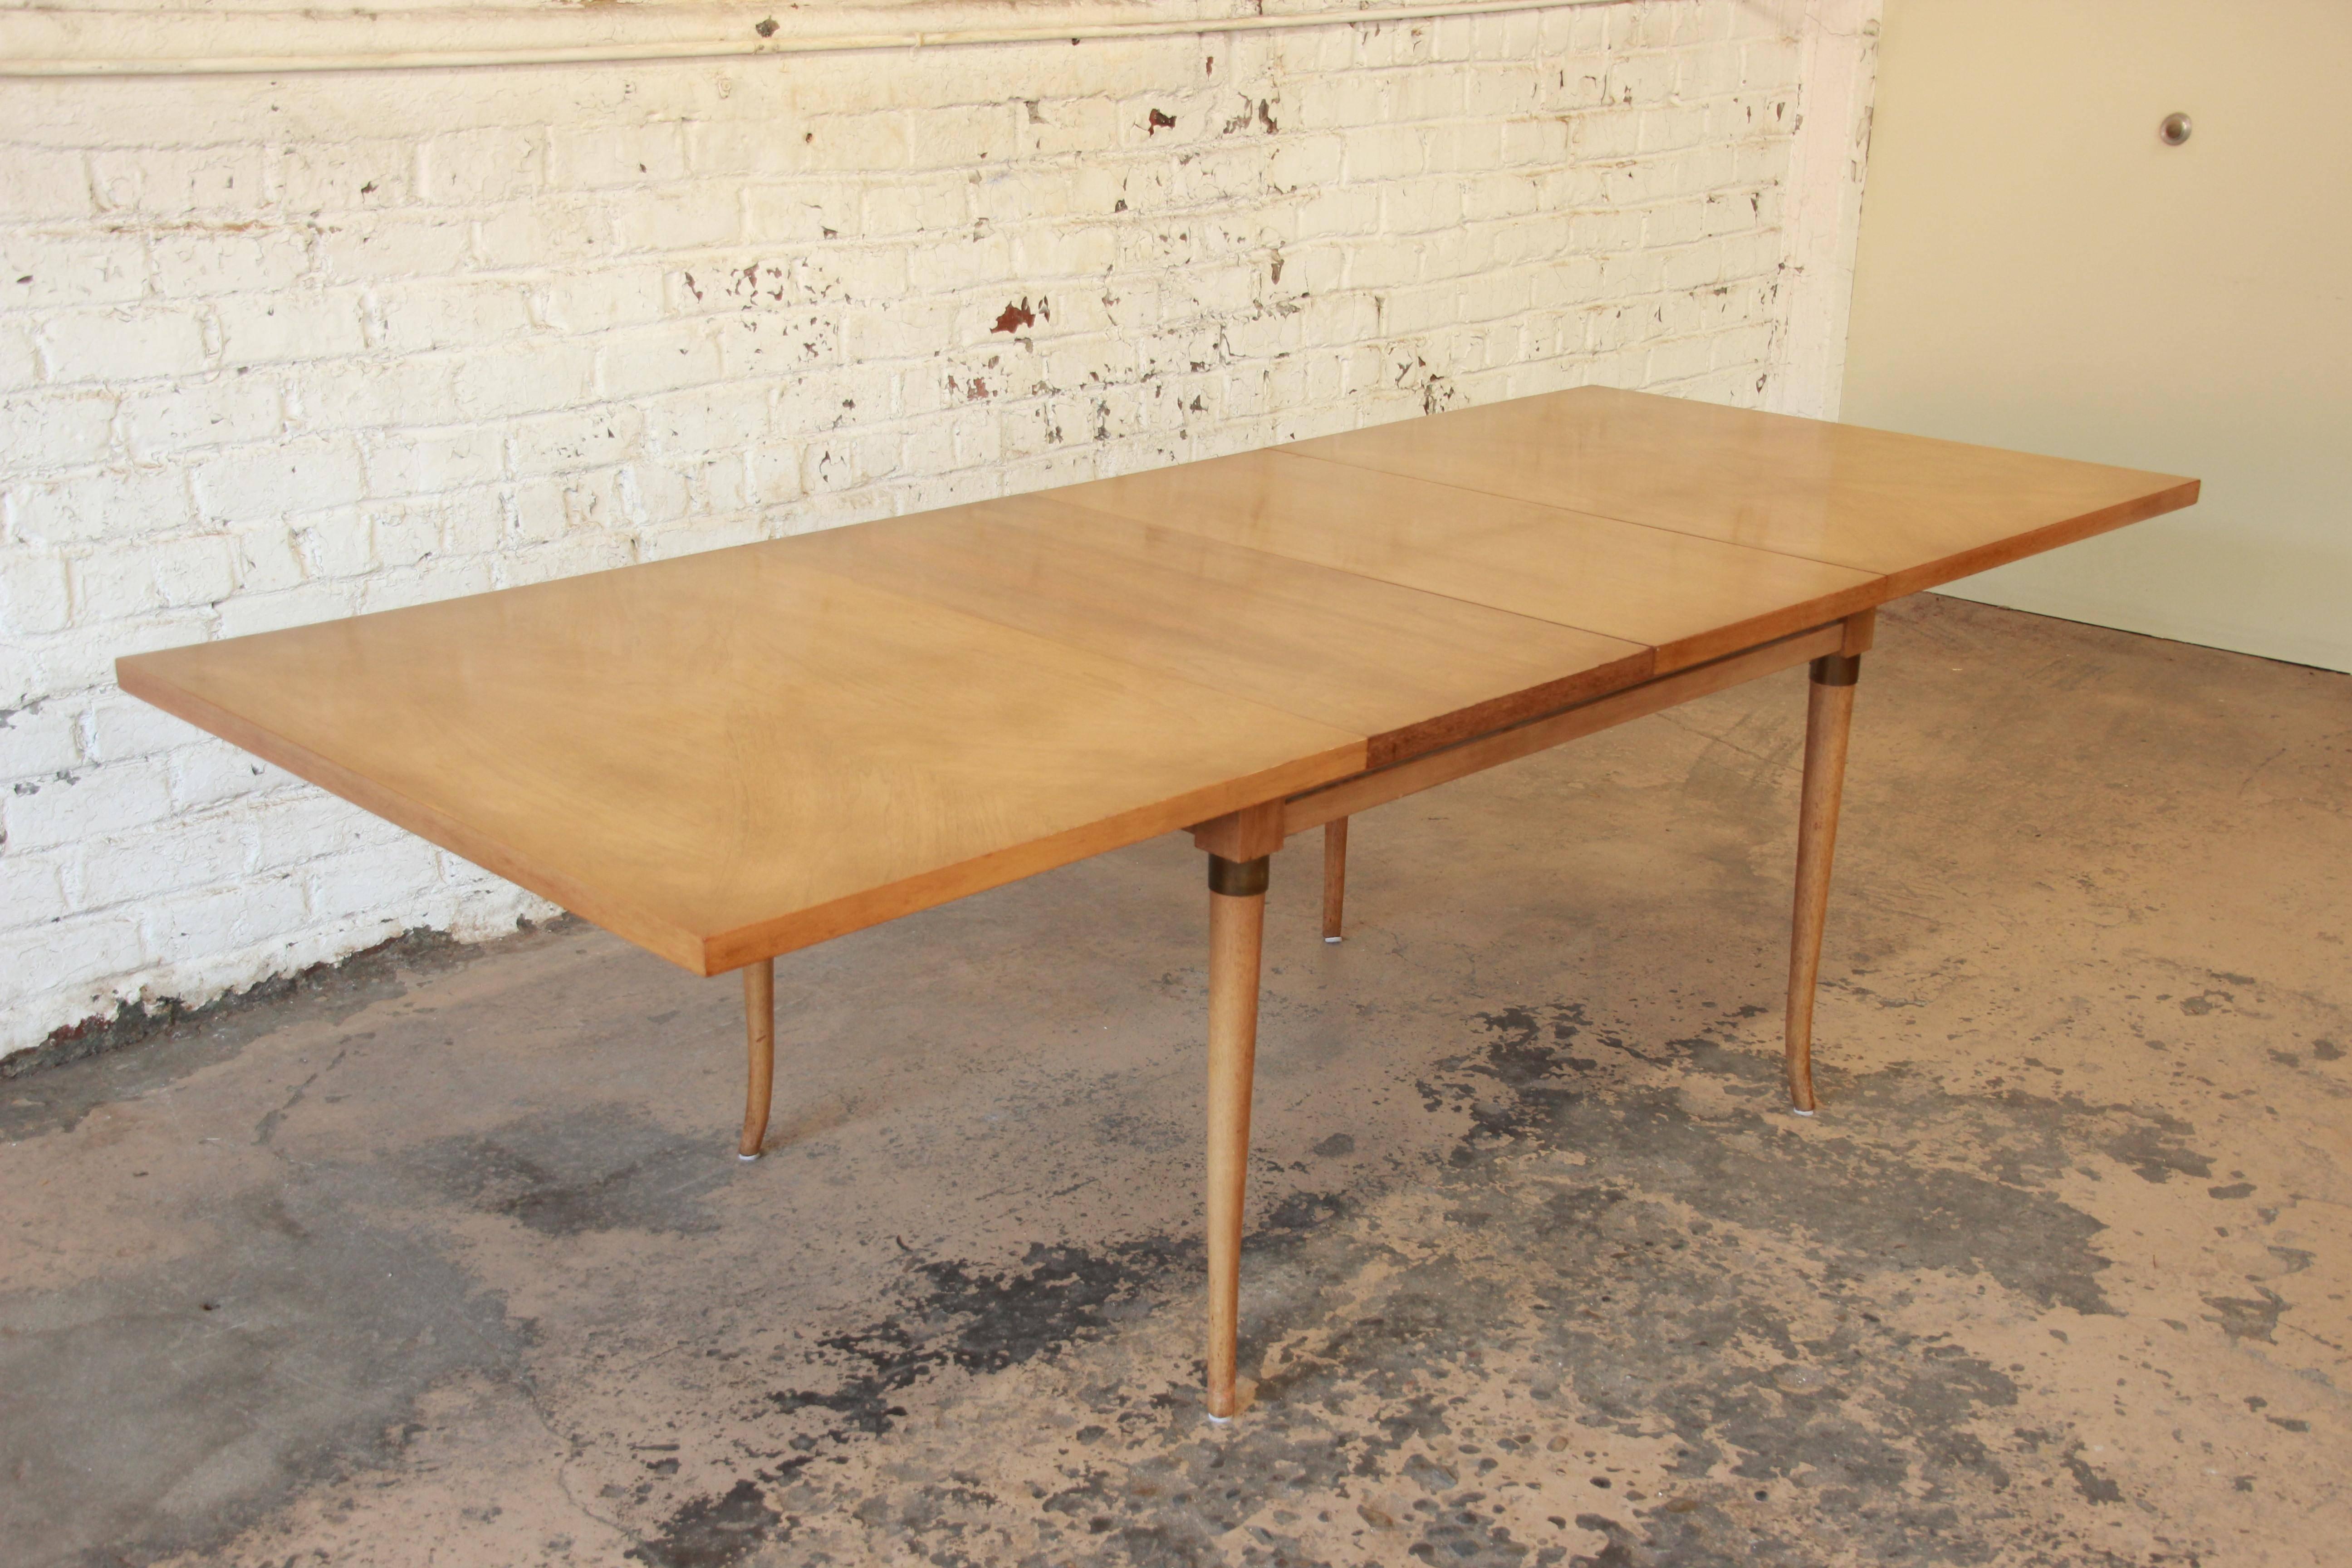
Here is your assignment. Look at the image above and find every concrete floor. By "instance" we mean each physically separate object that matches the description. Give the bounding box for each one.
[4,593,2348,1568]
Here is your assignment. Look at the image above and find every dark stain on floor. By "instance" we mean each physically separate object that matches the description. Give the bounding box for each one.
[1450,1003,2121,1317]
[613,997,2164,1567]
[400,1102,735,1236]
[627,1479,783,1568]
[765,1238,1184,1451]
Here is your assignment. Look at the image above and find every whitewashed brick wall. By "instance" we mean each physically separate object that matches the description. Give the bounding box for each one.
[0,0,1878,1063]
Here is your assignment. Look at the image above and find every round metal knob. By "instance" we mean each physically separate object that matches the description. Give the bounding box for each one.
[2160,112,2193,146]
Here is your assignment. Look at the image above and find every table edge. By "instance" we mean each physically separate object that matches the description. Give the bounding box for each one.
[117,651,1370,977]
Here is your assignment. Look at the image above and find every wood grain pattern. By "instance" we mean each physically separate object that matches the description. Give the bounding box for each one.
[1056,446,1885,671]
[118,547,1367,975]
[787,492,1651,767]
[115,387,2197,995]
[1191,799,1286,863]
[1785,667,1858,1113]
[1204,875,1267,1422]
[740,959,775,1159]
[1322,818,1348,943]
[1288,386,2201,597]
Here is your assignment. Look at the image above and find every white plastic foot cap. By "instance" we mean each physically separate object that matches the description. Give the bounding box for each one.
[1323,936,1343,944]
[738,1150,762,1161]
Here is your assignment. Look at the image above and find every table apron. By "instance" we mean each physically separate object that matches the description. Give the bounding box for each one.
[1279,620,1849,839]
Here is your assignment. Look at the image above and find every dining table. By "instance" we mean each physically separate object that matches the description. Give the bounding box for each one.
[117,386,2200,1421]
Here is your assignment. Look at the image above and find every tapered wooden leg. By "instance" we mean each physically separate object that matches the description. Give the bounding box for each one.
[1205,852,1269,1420]
[740,958,775,1160]
[1321,817,1348,943]
[1786,652,1860,1112]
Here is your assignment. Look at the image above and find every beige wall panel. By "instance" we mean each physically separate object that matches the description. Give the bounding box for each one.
[1843,0,2352,671]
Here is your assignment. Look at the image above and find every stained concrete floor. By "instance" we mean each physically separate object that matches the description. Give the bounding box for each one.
[4,593,2349,1568]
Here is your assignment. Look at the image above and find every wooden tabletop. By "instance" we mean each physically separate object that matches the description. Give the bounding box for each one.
[118,387,2197,975]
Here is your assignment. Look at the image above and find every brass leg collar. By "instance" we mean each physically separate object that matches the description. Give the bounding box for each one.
[1809,652,1862,687]
[1207,854,1271,897]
